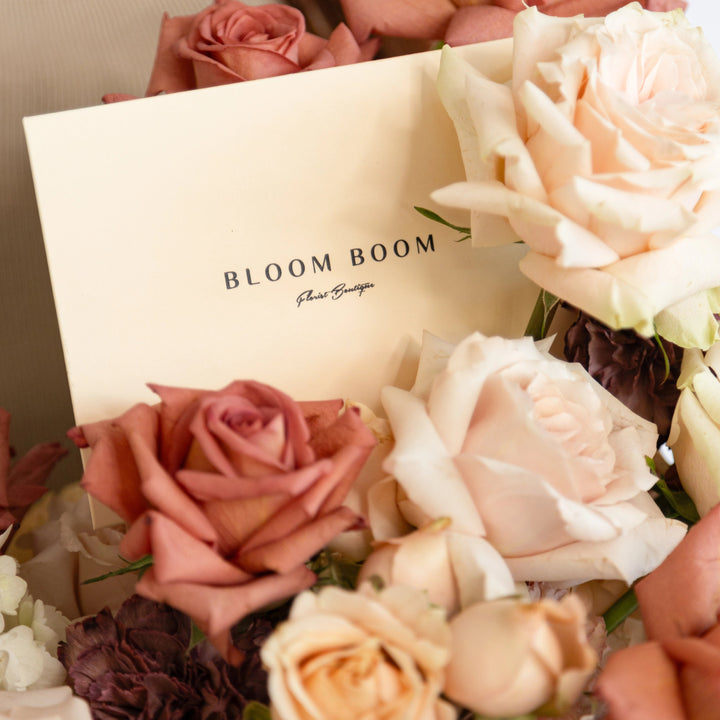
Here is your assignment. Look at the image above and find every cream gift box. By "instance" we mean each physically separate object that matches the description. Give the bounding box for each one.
[24,40,536,437]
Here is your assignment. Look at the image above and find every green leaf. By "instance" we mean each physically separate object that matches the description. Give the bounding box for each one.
[653,477,700,525]
[308,549,362,590]
[243,701,271,720]
[524,289,560,341]
[82,554,154,584]
[414,206,471,241]
[603,586,638,634]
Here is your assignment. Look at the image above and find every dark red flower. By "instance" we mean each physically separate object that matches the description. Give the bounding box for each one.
[60,595,271,719]
[564,312,681,442]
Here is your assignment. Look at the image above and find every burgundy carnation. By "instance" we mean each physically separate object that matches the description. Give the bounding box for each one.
[59,595,271,719]
[564,312,681,442]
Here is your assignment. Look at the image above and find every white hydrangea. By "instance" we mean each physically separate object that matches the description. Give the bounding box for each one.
[0,528,68,691]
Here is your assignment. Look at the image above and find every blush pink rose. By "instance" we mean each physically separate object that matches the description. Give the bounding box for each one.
[140,0,379,96]
[379,332,687,586]
[339,0,686,44]
[69,380,377,661]
[434,5,720,347]
[595,504,720,719]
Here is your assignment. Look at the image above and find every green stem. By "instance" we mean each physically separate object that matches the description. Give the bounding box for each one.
[603,587,638,634]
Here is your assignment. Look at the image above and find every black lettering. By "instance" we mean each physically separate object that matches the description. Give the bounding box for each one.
[371,243,387,262]
[350,248,365,266]
[393,239,410,258]
[289,259,305,278]
[265,263,282,282]
[312,254,332,273]
[224,271,239,290]
[416,234,435,253]
[244,269,259,286]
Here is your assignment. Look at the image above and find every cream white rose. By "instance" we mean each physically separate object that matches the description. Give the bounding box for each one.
[0,687,91,720]
[444,595,597,717]
[261,583,455,720]
[12,484,134,620]
[433,4,720,347]
[357,517,517,616]
[380,332,686,584]
[668,342,720,515]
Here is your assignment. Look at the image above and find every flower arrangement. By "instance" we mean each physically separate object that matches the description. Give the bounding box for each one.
[4,1,720,719]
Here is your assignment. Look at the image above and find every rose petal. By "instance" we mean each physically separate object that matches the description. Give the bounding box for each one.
[595,641,686,720]
[381,387,485,536]
[504,516,686,584]
[136,564,316,657]
[635,504,720,640]
[235,506,359,574]
[143,511,252,586]
[338,0,455,41]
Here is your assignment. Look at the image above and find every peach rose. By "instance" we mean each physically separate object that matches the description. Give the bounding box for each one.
[357,517,517,616]
[668,342,720,516]
[261,583,455,720]
[433,4,720,348]
[445,595,597,716]
[380,332,687,585]
[69,380,377,660]
[339,0,685,44]
[142,0,378,95]
[595,504,720,719]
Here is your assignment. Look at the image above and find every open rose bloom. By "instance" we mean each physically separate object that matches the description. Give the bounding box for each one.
[261,583,455,720]
[377,332,686,585]
[141,0,378,95]
[70,381,376,660]
[433,4,720,348]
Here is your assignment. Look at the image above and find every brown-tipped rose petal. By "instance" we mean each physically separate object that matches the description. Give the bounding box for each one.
[636,504,720,640]
[444,6,517,45]
[145,12,201,95]
[119,511,152,559]
[136,564,316,656]
[122,417,219,545]
[595,642,686,720]
[148,383,205,471]
[145,511,253,586]
[317,23,364,66]
[238,453,356,553]
[235,506,360,574]
[340,0,456,40]
[175,459,330,504]
[74,418,148,523]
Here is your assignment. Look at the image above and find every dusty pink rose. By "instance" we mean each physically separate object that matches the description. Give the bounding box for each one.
[595,504,720,719]
[339,0,686,44]
[379,332,686,586]
[137,0,378,96]
[0,409,66,531]
[69,381,377,661]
